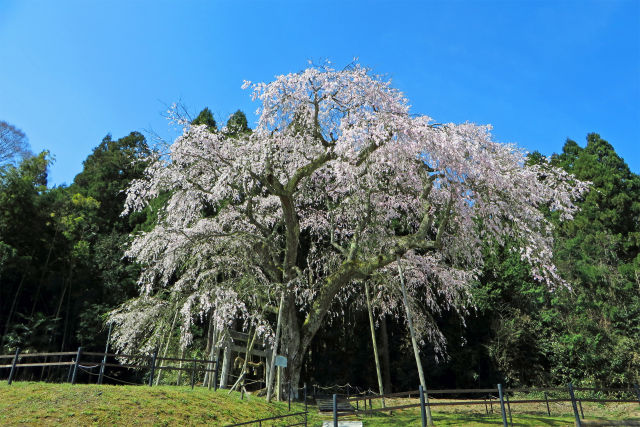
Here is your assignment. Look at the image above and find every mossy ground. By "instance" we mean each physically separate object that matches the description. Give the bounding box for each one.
[1,382,639,426]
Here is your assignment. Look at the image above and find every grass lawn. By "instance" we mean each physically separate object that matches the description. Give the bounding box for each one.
[0,381,312,426]
[1,382,639,425]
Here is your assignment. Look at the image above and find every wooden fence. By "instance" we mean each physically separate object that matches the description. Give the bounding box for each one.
[3,350,640,427]
[0,347,219,389]
[337,383,640,427]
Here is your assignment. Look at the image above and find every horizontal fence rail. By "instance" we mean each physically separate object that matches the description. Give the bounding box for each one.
[339,384,640,427]
[0,347,219,389]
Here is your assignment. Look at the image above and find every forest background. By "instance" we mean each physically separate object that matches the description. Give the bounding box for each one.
[1,111,638,391]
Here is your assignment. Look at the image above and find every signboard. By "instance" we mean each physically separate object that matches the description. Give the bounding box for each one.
[274,355,287,367]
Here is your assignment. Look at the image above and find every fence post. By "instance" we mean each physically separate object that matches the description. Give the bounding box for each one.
[7,347,21,385]
[71,347,83,385]
[190,357,197,390]
[148,349,158,387]
[419,385,427,427]
[568,383,582,427]
[332,393,337,427]
[489,394,494,413]
[497,384,508,427]
[544,391,551,416]
[484,396,488,414]
[634,384,640,405]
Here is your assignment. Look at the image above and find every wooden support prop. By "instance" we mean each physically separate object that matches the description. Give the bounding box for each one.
[98,323,112,385]
[7,348,21,385]
[419,385,427,427]
[71,347,83,385]
[506,393,513,426]
[578,399,585,419]
[304,382,307,412]
[213,357,219,391]
[568,383,582,427]
[497,384,508,427]
[148,349,158,386]
[190,357,197,390]
[544,391,551,416]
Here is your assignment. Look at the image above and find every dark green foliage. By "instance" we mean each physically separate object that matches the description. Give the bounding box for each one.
[444,133,640,388]
[192,107,217,132]
[0,133,150,360]
[546,134,640,386]
[71,132,151,232]
[225,110,250,136]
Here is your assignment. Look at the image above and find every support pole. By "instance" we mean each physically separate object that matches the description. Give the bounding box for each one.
[419,385,427,427]
[333,393,338,427]
[497,384,508,427]
[506,393,513,426]
[71,347,83,385]
[568,383,582,427]
[266,293,285,403]
[148,349,158,387]
[304,382,307,412]
[98,322,112,385]
[191,357,197,389]
[365,282,386,407]
[7,347,21,385]
[544,391,551,416]
[213,357,219,391]
[578,399,584,419]
[398,261,433,426]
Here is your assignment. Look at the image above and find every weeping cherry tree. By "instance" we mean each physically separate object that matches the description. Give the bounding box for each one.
[109,63,587,391]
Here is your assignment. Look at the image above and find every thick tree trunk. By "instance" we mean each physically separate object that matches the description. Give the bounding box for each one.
[282,293,302,399]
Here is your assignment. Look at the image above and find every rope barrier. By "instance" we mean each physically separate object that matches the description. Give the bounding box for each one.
[78,364,100,369]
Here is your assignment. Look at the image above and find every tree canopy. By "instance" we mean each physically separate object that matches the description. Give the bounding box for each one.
[111,64,587,387]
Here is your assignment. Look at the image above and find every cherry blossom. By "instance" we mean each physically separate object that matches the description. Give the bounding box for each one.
[112,63,587,388]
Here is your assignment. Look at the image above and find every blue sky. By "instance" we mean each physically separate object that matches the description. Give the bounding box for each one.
[1,0,638,185]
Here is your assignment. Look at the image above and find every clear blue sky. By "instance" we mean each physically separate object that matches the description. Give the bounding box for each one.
[1,0,638,185]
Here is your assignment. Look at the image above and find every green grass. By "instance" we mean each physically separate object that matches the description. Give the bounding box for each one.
[1,382,639,426]
[357,396,640,426]
[0,382,312,426]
